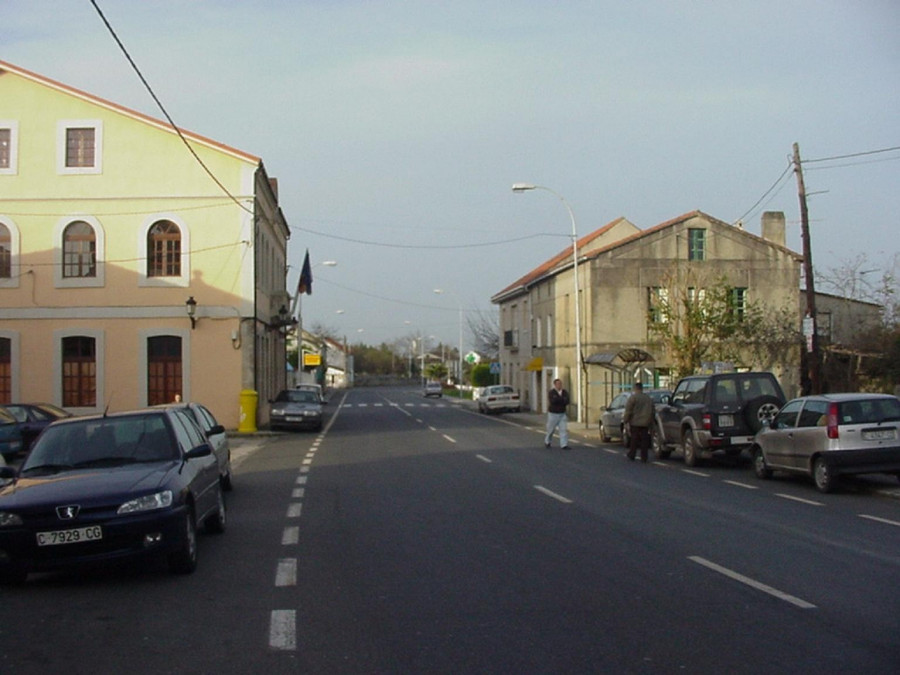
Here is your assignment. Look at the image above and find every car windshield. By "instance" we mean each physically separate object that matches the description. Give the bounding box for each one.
[277,390,319,404]
[21,415,177,475]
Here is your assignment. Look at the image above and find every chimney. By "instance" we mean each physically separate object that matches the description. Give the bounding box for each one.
[761,211,786,247]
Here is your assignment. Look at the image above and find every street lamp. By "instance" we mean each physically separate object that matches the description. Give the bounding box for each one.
[511,183,583,424]
[434,288,464,386]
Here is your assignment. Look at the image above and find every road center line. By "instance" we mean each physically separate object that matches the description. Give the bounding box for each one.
[776,493,825,506]
[476,454,492,463]
[534,485,573,504]
[286,503,303,518]
[682,469,711,478]
[275,558,297,586]
[859,514,900,527]
[269,610,296,650]
[723,480,758,490]
[688,556,816,609]
[442,434,457,443]
[281,526,299,545]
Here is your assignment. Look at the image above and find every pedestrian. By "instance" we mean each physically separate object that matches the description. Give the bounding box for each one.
[623,381,654,462]
[544,378,570,450]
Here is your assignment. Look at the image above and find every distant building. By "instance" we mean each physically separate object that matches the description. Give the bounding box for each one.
[492,211,803,425]
[0,60,292,428]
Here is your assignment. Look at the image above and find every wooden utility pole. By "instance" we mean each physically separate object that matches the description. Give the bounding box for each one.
[793,142,822,394]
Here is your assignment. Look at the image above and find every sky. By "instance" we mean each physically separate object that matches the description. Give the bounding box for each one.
[4,1,899,352]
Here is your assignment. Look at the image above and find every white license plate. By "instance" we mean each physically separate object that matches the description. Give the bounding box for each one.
[718,414,734,427]
[36,525,103,547]
[863,429,896,441]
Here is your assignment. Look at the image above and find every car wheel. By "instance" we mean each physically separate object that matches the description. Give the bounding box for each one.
[813,456,837,493]
[651,426,671,459]
[744,396,783,433]
[599,423,611,443]
[206,488,226,534]
[752,446,772,479]
[682,431,699,467]
[168,507,198,574]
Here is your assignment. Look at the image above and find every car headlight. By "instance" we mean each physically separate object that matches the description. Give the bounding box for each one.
[118,490,174,514]
[0,512,23,527]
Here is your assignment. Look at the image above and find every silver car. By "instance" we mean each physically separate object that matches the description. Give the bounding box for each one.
[599,389,671,445]
[270,389,324,432]
[751,393,900,493]
[477,385,521,414]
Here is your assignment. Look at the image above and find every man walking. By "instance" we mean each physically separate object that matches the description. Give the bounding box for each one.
[623,381,654,462]
[545,378,570,450]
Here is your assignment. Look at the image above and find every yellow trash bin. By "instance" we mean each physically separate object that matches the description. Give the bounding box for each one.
[238,389,258,433]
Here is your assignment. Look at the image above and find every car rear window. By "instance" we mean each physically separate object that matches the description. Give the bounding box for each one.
[838,398,900,425]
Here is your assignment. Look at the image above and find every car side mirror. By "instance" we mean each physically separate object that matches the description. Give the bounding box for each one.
[184,444,212,460]
[207,424,225,437]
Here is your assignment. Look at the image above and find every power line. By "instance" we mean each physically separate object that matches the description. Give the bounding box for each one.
[89,0,253,216]
[802,145,900,164]
[292,224,560,250]
[733,160,794,225]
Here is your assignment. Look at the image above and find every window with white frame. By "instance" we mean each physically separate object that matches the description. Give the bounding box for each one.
[54,216,105,288]
[57,120,103,174]
[0,121,18,174]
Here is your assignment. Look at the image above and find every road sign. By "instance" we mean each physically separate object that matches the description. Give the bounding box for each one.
[465,351,480,365]
[490,362,501,374]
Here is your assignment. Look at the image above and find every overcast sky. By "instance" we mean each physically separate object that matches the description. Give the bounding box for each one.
[5,1,899,351]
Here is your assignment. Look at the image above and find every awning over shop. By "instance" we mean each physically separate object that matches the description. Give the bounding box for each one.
[525,357,544,371]
[584,348,654,370]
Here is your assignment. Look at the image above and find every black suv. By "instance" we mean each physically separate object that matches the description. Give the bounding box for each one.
[652,371,786,466]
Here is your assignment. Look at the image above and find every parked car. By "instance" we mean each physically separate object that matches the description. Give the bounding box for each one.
[295,383,327,404]
[477,385,521,414]
[424,381,443,398]
[0,407,23,461]
[154,402,233,491]
[1,403,73,454]
[0,407,225,584]
[653,371,786,466]
[599,389,672,445]
[751,393,900,493]
[269,389,323,431]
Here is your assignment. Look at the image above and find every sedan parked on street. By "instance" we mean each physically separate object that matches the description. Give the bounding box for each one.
[0,407,226,583]
[751,393,900,493]
[269,389,324,431]
[0,407,23,461]
[599,389,672,445]
[477,385,521,414]
[1,403,73,454]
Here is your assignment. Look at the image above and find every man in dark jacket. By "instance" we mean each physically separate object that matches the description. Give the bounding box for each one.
[544,378,570,449]
[623,381,654,462]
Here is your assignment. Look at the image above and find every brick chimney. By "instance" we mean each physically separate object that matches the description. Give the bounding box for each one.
[761,211,786,247]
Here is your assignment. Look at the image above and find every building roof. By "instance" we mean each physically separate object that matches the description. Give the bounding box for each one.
[491,209,803,304]
[0,59,260,165]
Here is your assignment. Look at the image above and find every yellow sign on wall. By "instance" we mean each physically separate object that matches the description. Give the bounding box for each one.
[303,353,321,367]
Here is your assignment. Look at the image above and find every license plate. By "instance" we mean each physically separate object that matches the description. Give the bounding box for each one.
[863,429,896,441]
[718,414,734,427]
[36,525,103,547]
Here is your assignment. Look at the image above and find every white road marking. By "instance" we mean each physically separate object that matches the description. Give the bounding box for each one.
[292,488,305,499]
[689,556,816,609]
[534,485,573,504]
[269,610,296,650]
[859,514,900,527]
[682,469,711,478]
[723,480,758,490]
[286,503,303,518]
[442,434,457,443]
[281,526,299,545]
[476,454,493,463]
[275,558,297,586]
[602,447,619,455]
[296,474,307,484]
[776,493,825,506]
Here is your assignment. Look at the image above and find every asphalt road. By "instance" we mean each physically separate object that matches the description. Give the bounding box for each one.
[2,385,899,673]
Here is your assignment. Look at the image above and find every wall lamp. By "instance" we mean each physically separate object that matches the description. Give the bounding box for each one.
[269,304,297,333]
[185,296,198,329]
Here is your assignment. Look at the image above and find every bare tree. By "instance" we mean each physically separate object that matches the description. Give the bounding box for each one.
[468,308,499,359]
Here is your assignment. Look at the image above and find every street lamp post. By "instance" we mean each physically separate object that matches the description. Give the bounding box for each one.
[511,183,583,424]
[434,288,464,386]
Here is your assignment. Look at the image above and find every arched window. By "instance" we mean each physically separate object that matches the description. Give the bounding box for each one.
[0,223,10,278]
[147,220,181,277]
[63,221,96,278]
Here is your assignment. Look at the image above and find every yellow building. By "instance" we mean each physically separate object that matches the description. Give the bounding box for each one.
[0,60,291,429]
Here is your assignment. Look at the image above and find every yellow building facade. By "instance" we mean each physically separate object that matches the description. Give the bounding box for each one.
[0,61,291,429]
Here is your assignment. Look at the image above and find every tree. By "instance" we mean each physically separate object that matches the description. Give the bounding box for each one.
[425,362,448,381]
[468,309,500,360]
[648,265,796,379]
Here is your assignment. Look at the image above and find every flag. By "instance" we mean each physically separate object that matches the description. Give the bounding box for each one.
[297,250,312,296]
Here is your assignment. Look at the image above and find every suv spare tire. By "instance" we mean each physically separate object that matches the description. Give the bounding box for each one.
[744,396,782,433]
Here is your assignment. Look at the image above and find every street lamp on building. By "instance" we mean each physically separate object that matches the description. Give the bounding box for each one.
[511,183,583,424]
[434,288,464,385]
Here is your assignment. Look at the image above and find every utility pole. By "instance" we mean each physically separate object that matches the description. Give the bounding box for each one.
[793,142,821,394]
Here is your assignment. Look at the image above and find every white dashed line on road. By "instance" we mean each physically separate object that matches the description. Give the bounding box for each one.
[269,610,296,651]
[689,556,816,609]
[534,485,573,504]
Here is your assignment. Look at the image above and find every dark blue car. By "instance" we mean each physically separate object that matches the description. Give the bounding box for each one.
[0,407,225,584]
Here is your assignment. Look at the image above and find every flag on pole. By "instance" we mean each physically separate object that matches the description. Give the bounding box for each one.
[297,249,312,295]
